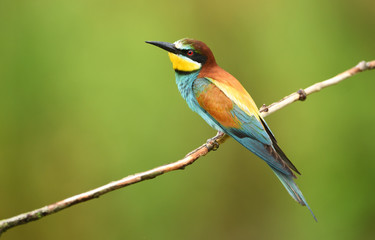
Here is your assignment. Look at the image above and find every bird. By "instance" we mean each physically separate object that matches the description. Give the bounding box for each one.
[146,38,316,221]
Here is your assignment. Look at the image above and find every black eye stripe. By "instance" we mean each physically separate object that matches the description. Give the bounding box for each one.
[178,49,207,65]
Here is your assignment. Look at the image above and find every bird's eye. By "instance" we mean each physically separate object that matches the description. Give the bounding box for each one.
[187,50,194,56]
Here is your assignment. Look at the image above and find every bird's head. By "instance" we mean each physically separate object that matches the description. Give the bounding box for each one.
[146,38,216,73]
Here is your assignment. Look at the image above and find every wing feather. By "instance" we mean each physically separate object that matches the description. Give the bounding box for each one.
[193,77,298,176]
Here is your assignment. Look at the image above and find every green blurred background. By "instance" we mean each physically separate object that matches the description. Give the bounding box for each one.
[1,0,374,239]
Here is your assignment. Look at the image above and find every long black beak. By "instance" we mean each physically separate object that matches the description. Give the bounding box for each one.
[145,41,178,54]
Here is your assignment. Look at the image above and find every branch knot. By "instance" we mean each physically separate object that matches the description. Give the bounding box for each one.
[259,104,269,113]
[297,89,307,101]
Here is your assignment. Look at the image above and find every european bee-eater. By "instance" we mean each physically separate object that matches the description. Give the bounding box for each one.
[146,38,316,221]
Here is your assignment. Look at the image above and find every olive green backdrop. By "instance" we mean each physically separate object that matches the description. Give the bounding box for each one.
[1,0,374,239]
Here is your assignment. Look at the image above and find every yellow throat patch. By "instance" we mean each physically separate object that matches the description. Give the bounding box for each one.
[168,53,201,72]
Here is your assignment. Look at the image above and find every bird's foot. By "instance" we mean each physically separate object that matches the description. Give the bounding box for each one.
[205,131,226,151]
[206,138,220,151]
[185,131,227,157]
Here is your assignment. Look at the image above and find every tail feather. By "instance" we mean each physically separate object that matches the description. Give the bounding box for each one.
[271,167,317,222]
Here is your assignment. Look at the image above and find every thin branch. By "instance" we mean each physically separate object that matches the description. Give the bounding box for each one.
[1,60,374,236]
[259,60,375,117]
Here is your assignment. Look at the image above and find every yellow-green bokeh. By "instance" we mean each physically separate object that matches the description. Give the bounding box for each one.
[1,0,374,239]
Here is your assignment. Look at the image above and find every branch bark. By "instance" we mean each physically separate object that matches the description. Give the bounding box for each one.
[1,60,374,236]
